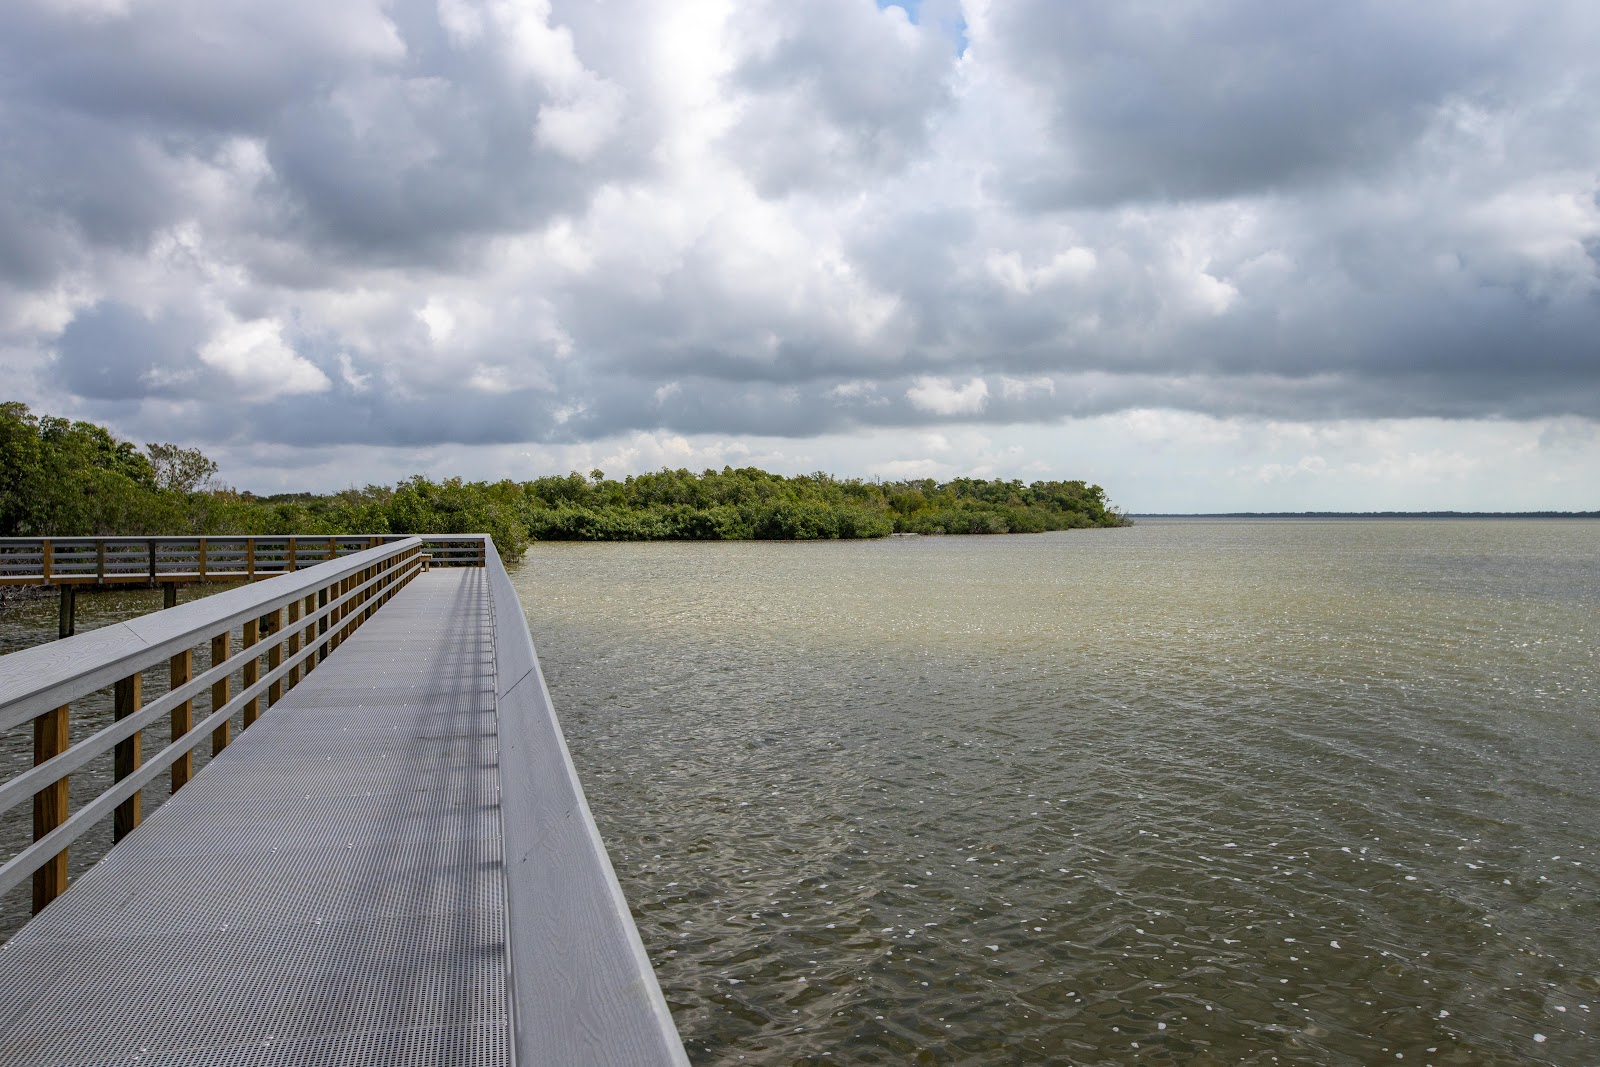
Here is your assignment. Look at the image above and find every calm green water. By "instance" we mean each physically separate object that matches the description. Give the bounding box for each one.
[2,522,1596,1064]
[512,520,1599,1065]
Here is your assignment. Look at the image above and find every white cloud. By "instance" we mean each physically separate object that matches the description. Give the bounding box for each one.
[1248,455,1330,483]
[536,80,626,161]
[875,458,943,478]
[999,375,1055,401]
[467,364,516,393]
[416,300,456,347]
[907,376,988,415]
[197,318,329,398]
[987,247,1096,294]
[337,352,370,392]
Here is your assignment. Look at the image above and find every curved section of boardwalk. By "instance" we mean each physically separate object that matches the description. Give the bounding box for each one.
[0,569,508,1064]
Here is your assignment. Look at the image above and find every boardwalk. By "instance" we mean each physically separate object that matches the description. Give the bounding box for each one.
[0,546,686,1065]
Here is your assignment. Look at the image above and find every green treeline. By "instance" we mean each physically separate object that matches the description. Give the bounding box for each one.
[2,403,1128,562]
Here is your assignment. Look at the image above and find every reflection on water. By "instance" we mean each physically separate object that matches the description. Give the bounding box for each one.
[514,521,1599,1065]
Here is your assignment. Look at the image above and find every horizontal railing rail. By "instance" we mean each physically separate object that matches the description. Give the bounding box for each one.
[0,534,487,587]
[0,538,427,912]
[485,543,688,1064]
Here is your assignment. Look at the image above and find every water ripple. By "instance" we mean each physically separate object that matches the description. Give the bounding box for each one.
[523,521,1600,1064]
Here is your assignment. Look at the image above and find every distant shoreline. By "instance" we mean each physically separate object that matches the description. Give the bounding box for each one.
[1134,511,1600,519]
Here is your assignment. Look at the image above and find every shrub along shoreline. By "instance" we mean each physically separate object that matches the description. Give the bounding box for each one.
[3,403,1129,563]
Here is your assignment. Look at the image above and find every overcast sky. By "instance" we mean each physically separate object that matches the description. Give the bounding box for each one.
[2,0,1597,511]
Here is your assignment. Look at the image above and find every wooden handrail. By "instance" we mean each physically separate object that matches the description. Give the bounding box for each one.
[0,539,426,911]
[0,534,488,586]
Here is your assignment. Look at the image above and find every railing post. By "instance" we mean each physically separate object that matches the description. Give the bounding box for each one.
[341,575,353,644]
[96,540,106,583]
[286,600,302,689]
[302,593,318,675]
[211,632,231,754]
[198,538,207,581]
[335,576,350,647]
[241,618,260,729]
[316,587,329,664]
[57,586,76,640]
[266,608,284,707]
[171,648,194,791]
[326,537,335,562]
[41,538,52,583]
[31,704,70,914]
[288,537,297,572]
[113,673,142,841]
[147,538,156,584]
[247,539,256,581]
[163,584,178,609]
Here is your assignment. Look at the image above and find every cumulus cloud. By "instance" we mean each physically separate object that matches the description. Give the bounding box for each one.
[198,317,330,398]
[0,0,1596,505]
[908,376,989,415]
[720,0,957,194]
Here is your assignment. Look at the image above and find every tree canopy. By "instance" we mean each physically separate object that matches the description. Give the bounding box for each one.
[1,403,1129,561]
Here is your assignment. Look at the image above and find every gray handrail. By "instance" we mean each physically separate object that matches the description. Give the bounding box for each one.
[486,544,689,1065]
[0,540,426,902]
[0,534,487,585]
[0,538,422,729]
[0,556,411,816]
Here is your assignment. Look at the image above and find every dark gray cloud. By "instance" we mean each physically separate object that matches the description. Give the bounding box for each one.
[984,0,1581,206]
[1,0,1597,464]
[0,0,658,276]
[721,0,957,195]
[53,303,203,399]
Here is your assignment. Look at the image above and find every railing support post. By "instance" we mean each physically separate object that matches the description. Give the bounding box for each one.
[31,704,70,914]
[332,579,345,646]
[247,539,256,581]
[285,600,302,690]
[317,586,329,661]
[266,609,284,708]
[171,649,194,791]
[57,585,76,640]
[302,593,318,675]
[210,632,231,754]
[113,673,142,841]
[241,618,261,729]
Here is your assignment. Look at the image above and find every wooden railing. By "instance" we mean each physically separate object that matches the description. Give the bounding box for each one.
[0,538,427,913]
[0,534,487,587]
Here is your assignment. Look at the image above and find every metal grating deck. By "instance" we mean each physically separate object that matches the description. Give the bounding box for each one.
[0,569,510,1066]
